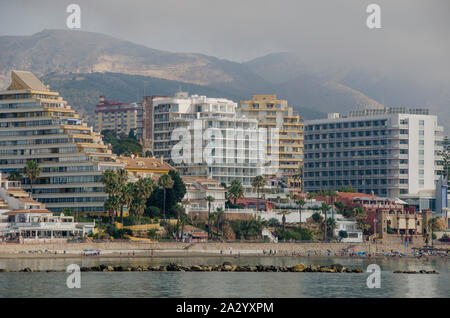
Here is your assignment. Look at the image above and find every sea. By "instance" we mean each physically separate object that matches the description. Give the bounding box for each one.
[0,256,448,297]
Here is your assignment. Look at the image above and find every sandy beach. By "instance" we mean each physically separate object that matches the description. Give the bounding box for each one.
[0,241,441,259]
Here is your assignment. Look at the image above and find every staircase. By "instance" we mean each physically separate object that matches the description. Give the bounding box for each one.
[262,227,278,243]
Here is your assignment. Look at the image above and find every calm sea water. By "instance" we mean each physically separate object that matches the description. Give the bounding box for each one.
[0,256,448,297]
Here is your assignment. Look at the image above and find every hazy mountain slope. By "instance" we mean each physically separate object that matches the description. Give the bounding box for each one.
[4,29,445,131]
[41,72,326,125]
[246,53,384,114]
[0,29,269,88]
[245,52,449,133]
[40,72,243,124]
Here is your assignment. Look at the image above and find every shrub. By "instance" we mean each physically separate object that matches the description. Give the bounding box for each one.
[312,212,322,223]
[338,230,348,239]
[268,218,280,227]
[146,206,161,218]
[105,224,132,239]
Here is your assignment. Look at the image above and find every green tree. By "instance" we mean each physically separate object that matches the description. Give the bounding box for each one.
[179,214,188,241]
[102,169,121,223]
[205,195,215,239]
[320,203,331,241]
[147,171,186,219]
[311,212,322,223]
[338,230,348,240]
[101,130,143,156]
[116,169,129,223]
[226,179,244,205]
[104,195,120,224]
[158,174,174,221]
[277,210,291,232]
[428,217,441,246]
[334,201,346,215]
[173,203,184,239]
[120,182,134,224]
[8,170,23,182]
[295,198,306,231]
[130,178,155,224]
[24,160,41,198]
[327,217,337,237]
[215,207,225,237]
[252,175,265,199]
[338,186,356,193]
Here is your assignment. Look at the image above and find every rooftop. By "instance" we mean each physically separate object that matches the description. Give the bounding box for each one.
[8,70,48,91]
[118,156,175,171]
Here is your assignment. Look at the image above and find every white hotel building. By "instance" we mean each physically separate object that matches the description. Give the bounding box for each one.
[152,92,264,187]
[0,71,124,214]
[303,108,444,209]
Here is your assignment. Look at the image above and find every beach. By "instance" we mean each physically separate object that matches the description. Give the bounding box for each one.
[0,241,441,259]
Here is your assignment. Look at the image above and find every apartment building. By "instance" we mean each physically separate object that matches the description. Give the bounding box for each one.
[141,95,168,151]
[153,92,263,187]
[0,70,124,213]
[237,94,304,189]
[95,96,144,140]
[303,108,444,204]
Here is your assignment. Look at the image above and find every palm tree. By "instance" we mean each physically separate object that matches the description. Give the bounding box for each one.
[226,179,244,205]
[205,195,215,239]
[116,169,129,223]
[252,175,265,199]
[296,199,306,231]
[208,212,217,240]
[180,214,188,241]
[428,217,441,246]
[172,203,184,239]
[320,203,331,241]
[277,210,291,232]
[327,217,337,238]
[102,169,121,223]
[105,195,120,224]
[120,183,134,225]
[131,178,155,224]
[334,201,346,215]
[158,174,174,221]
[24,160,41,198]
[215,207,225,237]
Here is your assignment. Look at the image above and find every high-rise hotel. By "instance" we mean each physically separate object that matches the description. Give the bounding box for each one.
[0,71,123,213]
[303,108,444,207]
[237,94,304,189]
[153,92,263,187]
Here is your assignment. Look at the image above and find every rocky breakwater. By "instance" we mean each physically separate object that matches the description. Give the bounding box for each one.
[73,262,364,273]
[393,270,440,274]
[0,263,438,274]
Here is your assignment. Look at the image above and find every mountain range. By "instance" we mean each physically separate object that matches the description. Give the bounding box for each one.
[0,29,448,132]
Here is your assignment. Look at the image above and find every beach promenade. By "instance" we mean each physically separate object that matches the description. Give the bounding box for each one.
[0,241,428,258]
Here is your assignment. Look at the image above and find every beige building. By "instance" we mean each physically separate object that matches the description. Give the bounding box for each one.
[117,156,175,182]
[95,96,144,140]
[0,70,124,214]
[237,94,304,189]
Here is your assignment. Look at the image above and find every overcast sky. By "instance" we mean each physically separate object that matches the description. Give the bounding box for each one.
[0,0,449,85]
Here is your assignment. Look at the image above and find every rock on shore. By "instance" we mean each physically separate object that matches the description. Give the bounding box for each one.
[0,263,438,274]
[393,270,439,274]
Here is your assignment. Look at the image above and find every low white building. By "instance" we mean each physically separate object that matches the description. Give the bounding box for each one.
[182,177,226,215]
[0,173,94,241]
[334,218,363,242]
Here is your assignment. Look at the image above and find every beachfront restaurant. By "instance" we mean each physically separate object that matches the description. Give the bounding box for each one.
[0,209,94,242]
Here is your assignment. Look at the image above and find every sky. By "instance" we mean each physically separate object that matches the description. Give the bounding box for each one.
[0,0,449,85]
